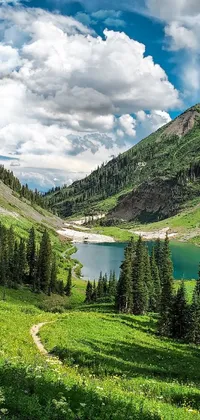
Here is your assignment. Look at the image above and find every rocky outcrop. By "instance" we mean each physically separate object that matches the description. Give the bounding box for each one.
[110,179,190,222]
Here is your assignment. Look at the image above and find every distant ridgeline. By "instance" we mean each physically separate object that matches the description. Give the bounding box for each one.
[0,224,72,298]
[44,104,200,221]
[0,165,46,209]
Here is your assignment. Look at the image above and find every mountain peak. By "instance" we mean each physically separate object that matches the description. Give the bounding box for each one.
[163,104,200,138]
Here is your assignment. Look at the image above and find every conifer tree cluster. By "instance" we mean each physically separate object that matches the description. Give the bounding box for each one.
[116,235,200,344]
[116,237,162,315]
[85,271,117,303]
[0,224,71,297]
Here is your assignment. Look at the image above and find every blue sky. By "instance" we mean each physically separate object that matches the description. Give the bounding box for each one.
[0,0,200,190]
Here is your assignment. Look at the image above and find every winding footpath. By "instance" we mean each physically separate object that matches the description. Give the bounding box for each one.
[30,322,54,357]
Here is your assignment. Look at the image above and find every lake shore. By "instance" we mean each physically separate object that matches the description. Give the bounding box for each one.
[130,227,178,240]
[57,227,115,243]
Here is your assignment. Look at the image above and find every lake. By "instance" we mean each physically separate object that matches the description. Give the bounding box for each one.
[75,241,200,280]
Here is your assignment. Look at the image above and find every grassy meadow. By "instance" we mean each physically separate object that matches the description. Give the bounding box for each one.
[0,278,200,419]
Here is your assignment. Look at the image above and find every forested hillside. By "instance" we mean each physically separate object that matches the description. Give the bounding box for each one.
[0,165,46,208]
[45,104,200,221]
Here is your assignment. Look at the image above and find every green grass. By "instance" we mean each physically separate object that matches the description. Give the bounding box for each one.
[40,310,200,419]
[1,281,200,419]
[91,226,134,241]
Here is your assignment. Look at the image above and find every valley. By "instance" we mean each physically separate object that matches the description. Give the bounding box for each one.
[1,106,200,419]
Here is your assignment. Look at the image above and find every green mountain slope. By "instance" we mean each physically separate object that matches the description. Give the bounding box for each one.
[45,104,200,221]
[0,180,66,235]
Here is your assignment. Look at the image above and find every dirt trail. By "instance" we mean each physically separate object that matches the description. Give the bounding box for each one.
[30,322,54,356]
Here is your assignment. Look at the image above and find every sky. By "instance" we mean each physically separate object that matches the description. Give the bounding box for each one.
[0,0,200,191]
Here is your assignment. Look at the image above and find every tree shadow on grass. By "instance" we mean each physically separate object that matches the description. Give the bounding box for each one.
[51,333,200,384]
[0,361,160,420]
[50,340,200,411]
[100,314,156,334]
[77,303,115,313]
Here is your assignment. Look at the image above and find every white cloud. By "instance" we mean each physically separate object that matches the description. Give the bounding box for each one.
[119,115,136,137]
[0,44,21,76]
[135,110,171,140]
[145,0,200,21]
[165,22,198,51]
[0,5,179,189]
[144,0,200,93]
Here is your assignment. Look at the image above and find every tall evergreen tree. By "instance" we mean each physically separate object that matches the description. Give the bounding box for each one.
[97,272,104,298]
[85,281,93,303]
[12,241,19,285]
[154,238,163,281]
[188,269,200,344]
[116,242,133,312]
[132,237,148,315]
[18,239,26,285]
[92,280,97,302]
[57,280,64,296]
[65,267,72,297]
[49,253,57,294]
[108,271,117,297]
[158,235,174,336]
[171,281,188,339]
[103,273,108,296]
[27,227,36,287]
[37,230,52,294]
[150,247,161,312]
[143,246,152,311]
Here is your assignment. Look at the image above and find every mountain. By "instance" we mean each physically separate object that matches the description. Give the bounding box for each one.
[0,166,65,236]
[45,104,200,222]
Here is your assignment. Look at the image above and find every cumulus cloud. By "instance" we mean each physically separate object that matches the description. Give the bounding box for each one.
[164,22,198,51]
[145,0,200,21]
[144,0,200,94]
[119,115,136,137]
[0,5,179,189]
[135,109,171,140]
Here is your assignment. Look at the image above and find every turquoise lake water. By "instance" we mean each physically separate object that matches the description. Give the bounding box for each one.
[75,241,200,280]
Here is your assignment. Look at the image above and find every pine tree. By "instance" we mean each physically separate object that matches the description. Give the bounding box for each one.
[154,238,163,281]
[143,246,152,311]
[12,241,19,285]
[171,281,188,339]
[65,267,72,297]
[85,281,93,303]
[132,237,148,315]
[37,230,52,294]
[18,239,26,285]
[27,227,36,287]
[158,235,174,336]
[150,247,161,312]
[92,280,97,302]
[188,269,200,344]
[97,272,104,298]
[108,271,117,297]
[57,280,64,296]
[103,273,108,296]
[50,253,57,294]
[116,242,133,312]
